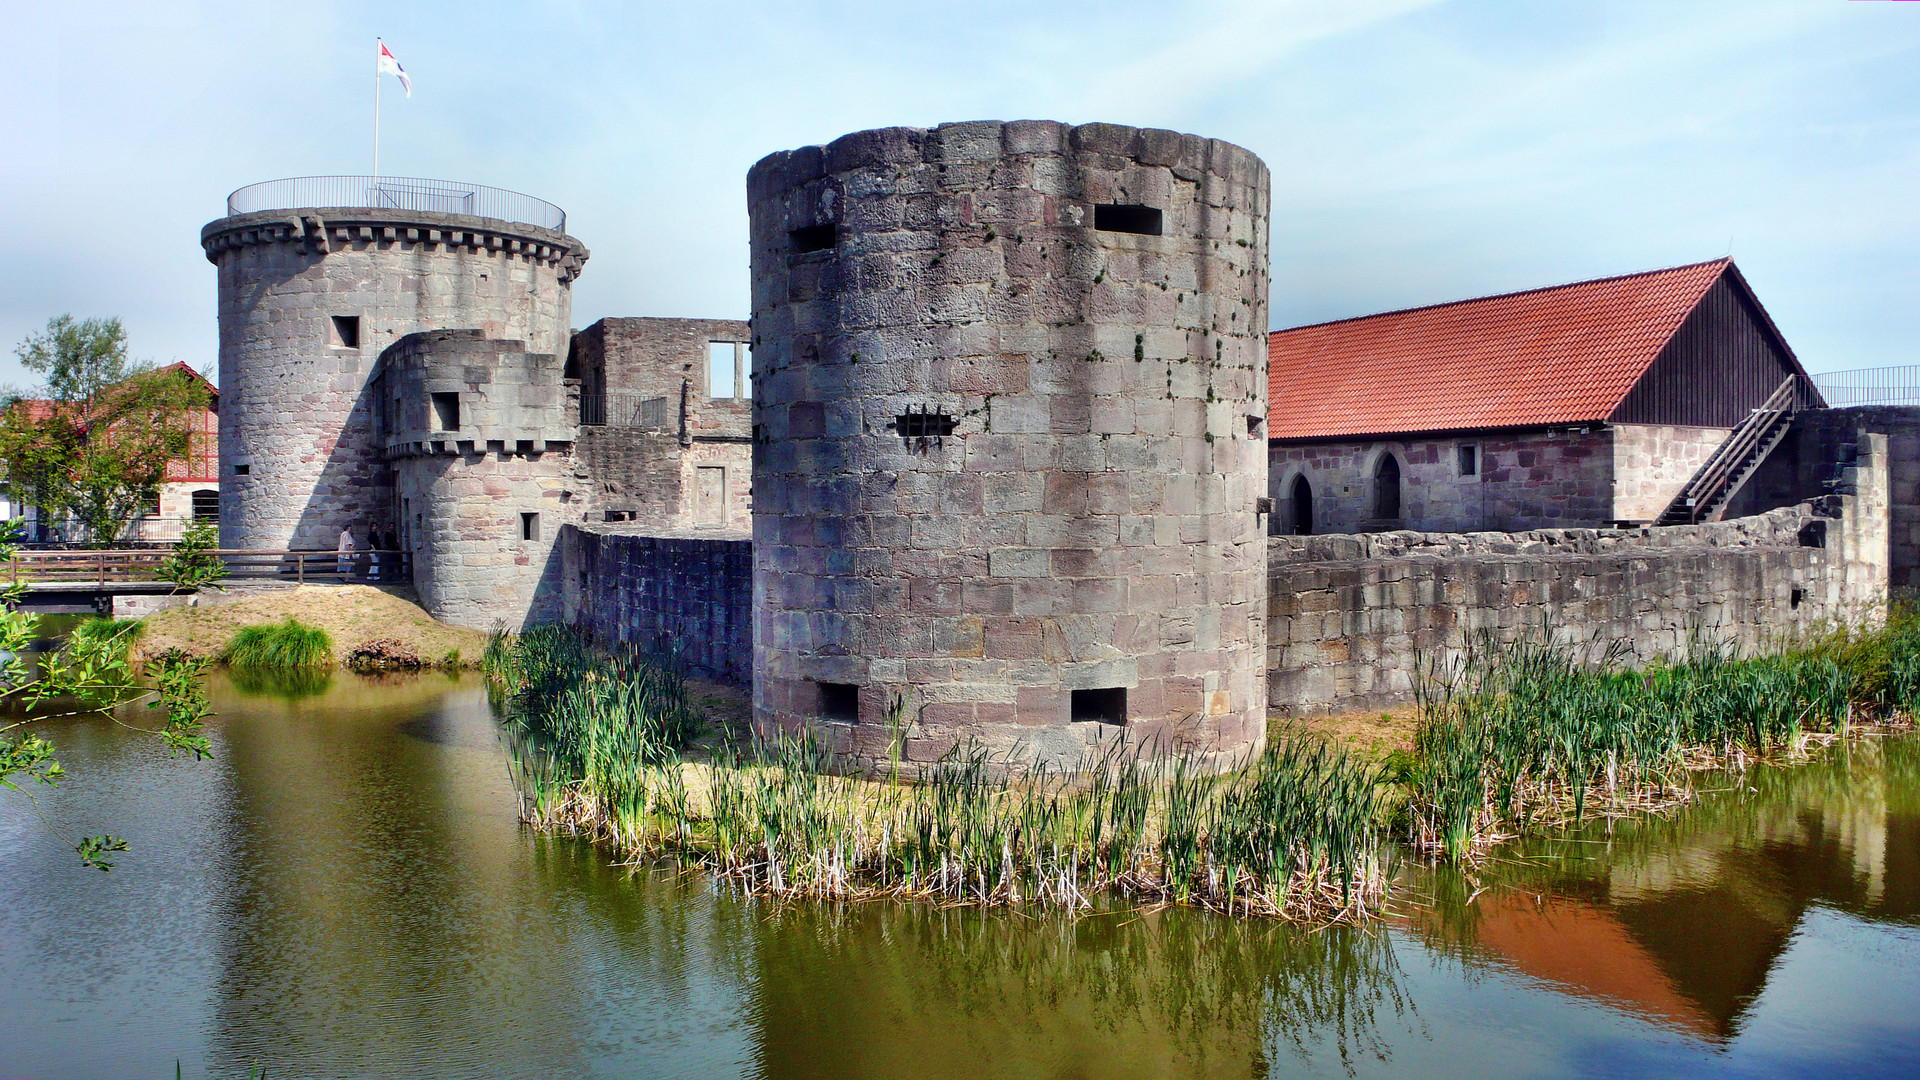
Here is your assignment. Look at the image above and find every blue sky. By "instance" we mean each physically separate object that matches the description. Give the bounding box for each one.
[3,0,1916,387]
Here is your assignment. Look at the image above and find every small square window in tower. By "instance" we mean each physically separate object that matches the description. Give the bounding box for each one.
[327,315,361,349]
[818,682,859,723]
[1093,204,1163,236]
[1458,445,1479,477]
[520,512,540,542]
[431,392,460,432]
[1071,687,1127,725]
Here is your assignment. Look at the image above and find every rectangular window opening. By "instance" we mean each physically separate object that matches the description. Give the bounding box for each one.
[1247,414,1265,438]
[233,463,251,476]
[1094,204,1163,236]
[1071,687,1128,725]
[328,315,361,348]
[191,490,220,521]
[516,439,535,456]
[1791,587,1805,610]
[709,342,737,399]
[520,512,540,542]
[819,681,859,723]
[431,392,460,431]
[790,224,836,253]
[895,408,958,439]
[1458,445,1479,477]
[604,510,635,523]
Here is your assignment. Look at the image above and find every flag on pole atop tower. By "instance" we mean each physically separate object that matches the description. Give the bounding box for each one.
[377,40,410,97]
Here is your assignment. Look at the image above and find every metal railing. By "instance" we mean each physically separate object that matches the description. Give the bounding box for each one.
[580,390,672,429]
[7,549,413,588]
[1810,365,1920,407]
[225,176,566,232]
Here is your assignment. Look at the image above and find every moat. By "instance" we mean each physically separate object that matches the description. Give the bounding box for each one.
[4,672,1918,1079]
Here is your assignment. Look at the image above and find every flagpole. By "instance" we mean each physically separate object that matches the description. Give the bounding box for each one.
[373,38,382,178]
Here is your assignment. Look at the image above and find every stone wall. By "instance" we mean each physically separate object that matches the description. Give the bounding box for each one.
[202,206,587,552]
[749,120,1271,767]
[567,317,753,530]
[1609,423,1731,522]
[560,525,753,683]
[1269,422,1733,534]
[377,330,580,630]
[1269,428,1614,534]
[1266,434,1889,715]
[1733,406,1920,589]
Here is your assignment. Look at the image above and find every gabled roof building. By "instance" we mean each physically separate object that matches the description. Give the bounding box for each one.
[1266,258,1822,533]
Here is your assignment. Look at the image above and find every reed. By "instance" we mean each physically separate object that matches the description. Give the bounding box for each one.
[1403,611,1920,861]
[488,627,1391,922]
[224,617,334,669]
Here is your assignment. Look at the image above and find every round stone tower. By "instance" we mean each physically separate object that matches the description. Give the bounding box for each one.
[748,121,1271,766]
[201,177,588,551]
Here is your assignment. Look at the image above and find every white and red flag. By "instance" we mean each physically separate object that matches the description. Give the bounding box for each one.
[377,40,410,97]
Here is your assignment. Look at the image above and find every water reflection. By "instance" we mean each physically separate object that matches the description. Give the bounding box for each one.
[4,670,1920,1078]
[748,902,1412,1079]
[1406,737,1920,1042]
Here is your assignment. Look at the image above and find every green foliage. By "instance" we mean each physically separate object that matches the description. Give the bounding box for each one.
[157,519,228,590]
[1404,616,1920,862]
[0,521,218,868]
[489,629,1389,921]
[0,314,211,545]
[224,618,334,669]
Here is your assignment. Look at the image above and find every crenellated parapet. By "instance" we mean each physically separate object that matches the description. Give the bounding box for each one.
[201,208,588,282]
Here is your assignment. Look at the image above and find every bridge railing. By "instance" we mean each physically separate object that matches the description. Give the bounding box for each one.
[7,549,415,588]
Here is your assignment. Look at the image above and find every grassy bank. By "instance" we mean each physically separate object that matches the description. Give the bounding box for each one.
[488,615,1920,922]
[1400,615,1920,861]
[133,585,488,669]
[488,628,1390,922]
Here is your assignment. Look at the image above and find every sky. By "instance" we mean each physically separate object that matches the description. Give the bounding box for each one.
[3,0,1917,389]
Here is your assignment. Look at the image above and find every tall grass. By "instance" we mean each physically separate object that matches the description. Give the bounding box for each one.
[224,617,334,669]
[1403,612,1920,861]
[489,627,1391,922]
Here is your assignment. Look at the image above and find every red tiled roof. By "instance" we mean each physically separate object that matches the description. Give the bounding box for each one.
[1267,258,1732,440]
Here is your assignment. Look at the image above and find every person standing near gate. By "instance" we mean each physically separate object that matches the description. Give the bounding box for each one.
[337,524,356,577]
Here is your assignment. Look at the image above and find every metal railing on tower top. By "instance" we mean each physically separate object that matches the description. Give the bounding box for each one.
[224,176,566,232]
[1810,365,1920,407]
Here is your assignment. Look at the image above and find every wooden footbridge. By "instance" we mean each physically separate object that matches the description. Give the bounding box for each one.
[6,549,412,612]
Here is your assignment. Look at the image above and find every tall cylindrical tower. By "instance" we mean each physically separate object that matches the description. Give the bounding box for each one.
[201,177,588,551]
[748,121,1271,766]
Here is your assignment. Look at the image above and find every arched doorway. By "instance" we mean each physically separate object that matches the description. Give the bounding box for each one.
[1374,454,1401,520]
[1289,474,1313,535]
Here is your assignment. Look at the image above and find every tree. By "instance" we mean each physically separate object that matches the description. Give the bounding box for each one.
[0,315,210,545]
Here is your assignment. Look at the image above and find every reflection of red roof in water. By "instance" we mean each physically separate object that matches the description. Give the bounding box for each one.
[1469,892,1717,1038]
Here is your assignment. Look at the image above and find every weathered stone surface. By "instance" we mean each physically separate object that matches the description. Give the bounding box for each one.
[748,121,1271,767]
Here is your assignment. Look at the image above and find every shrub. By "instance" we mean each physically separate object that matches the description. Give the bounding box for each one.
[156,520,228,590]
[224,618,333,669]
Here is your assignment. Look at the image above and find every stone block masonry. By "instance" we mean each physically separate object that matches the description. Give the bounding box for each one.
[561,525,753,684]
[1268,434,1890,715]
[749,121,1271,767]
[202,205,587,553]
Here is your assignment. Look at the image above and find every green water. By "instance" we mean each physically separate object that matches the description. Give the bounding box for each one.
[3,672,1918,1078]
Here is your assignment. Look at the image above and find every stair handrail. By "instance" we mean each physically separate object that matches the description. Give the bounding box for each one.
[1660,375,1801,524]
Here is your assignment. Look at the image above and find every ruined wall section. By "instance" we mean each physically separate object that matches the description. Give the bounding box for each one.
[569,317,752,530]
[376,330,580,630]
[202,207,585,552]
[1268,435,1890,714]
[750,121,1271,766]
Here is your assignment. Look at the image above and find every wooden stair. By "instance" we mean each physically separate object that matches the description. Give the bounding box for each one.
[1654,376,1802,526]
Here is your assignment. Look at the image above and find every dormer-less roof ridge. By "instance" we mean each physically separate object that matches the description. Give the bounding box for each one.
[1268,258,1743,441]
